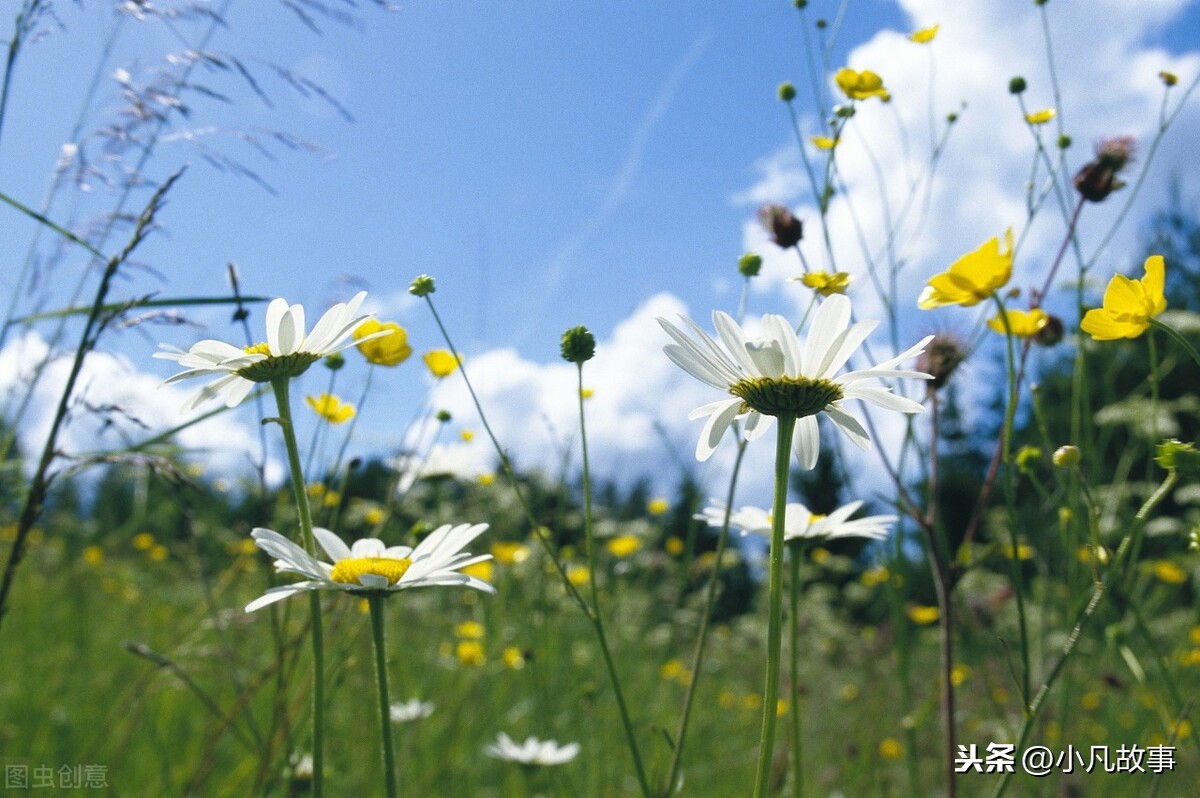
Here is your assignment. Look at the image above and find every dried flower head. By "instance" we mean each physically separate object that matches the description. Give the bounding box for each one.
[1074,136,1136,202]
[758,204,804,248]
[916,335,965,390]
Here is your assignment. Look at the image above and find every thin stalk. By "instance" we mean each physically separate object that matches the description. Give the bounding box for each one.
[788,548,804,798]
[1149,318,1200,371]
[270,377,325,798]
[576,363,651,798]
[368,596,398,798]
[663,440,748,794]
[924,388,956,798]
[753,413,797,798]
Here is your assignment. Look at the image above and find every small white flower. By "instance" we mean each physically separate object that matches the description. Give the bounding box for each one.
[697,499,897,543]
[485,732,580,766]
[389,698,435,723]
[155,291,391,411]
[658,294,932,468]
[244,523,494,612]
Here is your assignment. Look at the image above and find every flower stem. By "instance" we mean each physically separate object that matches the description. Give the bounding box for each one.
[368,595,398,798]
[270,377,325,798]
[1149,318,1200,371]
[788,546,804,798]
[576,363,652,798]
[753,413,797,798]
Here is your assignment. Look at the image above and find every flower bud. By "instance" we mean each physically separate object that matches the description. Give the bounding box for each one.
[816,18,827,29]
[560,325,596,364]
[738,252,763,277]
[1074,136,1135,202]
[1057,134,1072,150]
[946,112,958,124]
[778,82,797,102]
[916,335,965,390]
[758,204,804,248]
[1052,445,1081,468]
[436,409,452,423]
[1034,314,1064,346]
[833,103,856,118]
[1008,76,1027,94]
[1159,71,1178,87]
[324,352,345,371]
[409,274,436,297]
[794,0,808,8]
[1155,439,1200,476]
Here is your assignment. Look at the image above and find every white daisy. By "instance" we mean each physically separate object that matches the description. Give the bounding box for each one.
[658,294,933,468]
[485,732,580,766]
[389,698,435,723]
[697,499,897,543]
[155,291,392,411]
[244,523,494,612]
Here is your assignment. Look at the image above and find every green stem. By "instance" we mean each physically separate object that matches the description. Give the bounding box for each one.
[1149,318,1200,371]
[789,547,804,798]
[369,595,398,798]
[577,363,651,798]
[270,378,325,798]
[753,413,797,798]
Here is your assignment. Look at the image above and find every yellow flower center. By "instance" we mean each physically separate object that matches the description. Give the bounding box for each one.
[329,556,412,587]
[234,343,321,382]
[730,376,843,418]
[808,513,827,523]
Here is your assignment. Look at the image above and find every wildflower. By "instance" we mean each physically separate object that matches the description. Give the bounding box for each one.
[810,135,838,150]
[907,605,939,625]
[647,498,670,516]
[132,532,155,551]
[1081,255,1166,340]
[988,308,1048,338]
[390,699,434,723]
[1152,560,1188,585]
[1074,136,1135,202]
[566,565,589,587]
[456,640,485,666]
[354,320,412,366]
[794,270,852,296]
[455,620,485,639]
[460,429,475,443]
[82,546,104,567]
[244,523,494,612]
[835,68,888,101]
[149,544,169,562]
[503,646,526,670]
[758,204,804,248]
[698,499,896,542]
[879,738,904,759]
[156,292,387,411]
[660,659,687,681]
[607,535,642,558]
[918,230,1013,309]
[659,295,932,467]
[1035,314,1065,346]
[364,507,385,526]
[1081,692,1102,711]
[306,393,356,424]
[950,664,972,686]
[1025,108,1056,125]
[1003,543,1035,561]
[908,24,939,43]
[322,491,341,509]
[665,537,685,556]
[491,541,530,564]
[580,388,595,399]
[485,733,580,766]
[860,566,888,587]
[423,349,461,378]
[1160,71,1178,87]
[810,547,830,564]
[840,683,860,701]
[560,326,596,364]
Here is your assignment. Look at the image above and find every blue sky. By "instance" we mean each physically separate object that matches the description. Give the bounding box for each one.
[2,0,1200,507]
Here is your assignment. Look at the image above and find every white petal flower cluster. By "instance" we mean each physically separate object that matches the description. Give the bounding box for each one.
[697,499,897,543]
[389,699,435,723]
[245,523,494,612]
[659,294,932,468]
[485,732,580,766]
[156,291,390,410]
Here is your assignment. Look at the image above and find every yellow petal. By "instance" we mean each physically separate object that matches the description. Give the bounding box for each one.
[909,24,939,44]
[1101,273,1148,317]
[1141,255,1167,315]
[1025,108,1056,125]
[1081,309,1143,340]
[811,135,838,150]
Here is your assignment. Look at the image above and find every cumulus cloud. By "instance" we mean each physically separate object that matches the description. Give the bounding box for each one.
[0,332,280,483]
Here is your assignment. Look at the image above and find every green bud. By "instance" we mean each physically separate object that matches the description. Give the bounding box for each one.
[946,112,959,124]
[778,82,796,102]
[794,0,808,8]
[1009,76,1027,94]
[833,103,855,119]
[1155,439,1200,476]
[738,252,763,277]
[324,352,345,371]
[1052,445,1081,468]
[435,409,452,423]
[815,18,827,29]
[1057,134,1072,150]
[560,325,596,364]
[409,274,436,297]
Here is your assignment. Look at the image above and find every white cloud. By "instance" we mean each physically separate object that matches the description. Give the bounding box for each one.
[0,332,279,484]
